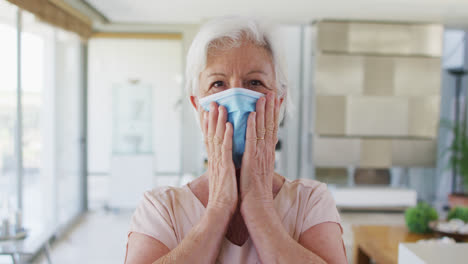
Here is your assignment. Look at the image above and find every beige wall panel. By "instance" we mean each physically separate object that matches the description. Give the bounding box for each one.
[409,25,443,57]
[360,139,392,168]
[317,21,349,52]
[348,23,412,54]
[317,21,443,56]
[346,96,409,136]
[408,96,440,138]
[363,56,395,96]
[394,57,441,96]
[313,137,361,167]
[391,139,437,167]
[316,96,346,135]
[316,54,364,95]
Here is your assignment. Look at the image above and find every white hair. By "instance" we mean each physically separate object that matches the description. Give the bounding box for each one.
[185,16,290,120]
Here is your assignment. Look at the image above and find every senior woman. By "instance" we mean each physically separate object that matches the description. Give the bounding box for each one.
[125,16,347,264]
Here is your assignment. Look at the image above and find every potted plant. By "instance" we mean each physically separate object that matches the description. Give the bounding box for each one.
[447,206,468,222]
[442,97,468,207]
[405,202,439,233]
[447,124,468,206]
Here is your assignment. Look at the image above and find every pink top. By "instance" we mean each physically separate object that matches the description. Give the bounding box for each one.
[127,178,342,263]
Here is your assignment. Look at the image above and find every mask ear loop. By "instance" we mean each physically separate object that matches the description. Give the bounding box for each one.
[191,96,208,141]
[278,91,289,124]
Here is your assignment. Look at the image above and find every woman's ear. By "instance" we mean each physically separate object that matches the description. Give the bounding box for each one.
[190,95,199,110]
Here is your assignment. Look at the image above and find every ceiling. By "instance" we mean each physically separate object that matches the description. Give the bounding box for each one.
[84,0,468,27]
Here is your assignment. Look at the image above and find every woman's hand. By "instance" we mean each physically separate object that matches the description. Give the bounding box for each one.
[200,102,238,217]
[239,92,280,213]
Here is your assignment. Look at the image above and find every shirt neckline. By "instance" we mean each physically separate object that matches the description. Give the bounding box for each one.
[183,177,289,249]
[184,177,289,211]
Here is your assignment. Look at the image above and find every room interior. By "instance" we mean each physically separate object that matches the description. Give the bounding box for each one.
[1,0,468,263]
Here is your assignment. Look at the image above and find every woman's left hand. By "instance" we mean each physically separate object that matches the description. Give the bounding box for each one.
[239,91,280,213]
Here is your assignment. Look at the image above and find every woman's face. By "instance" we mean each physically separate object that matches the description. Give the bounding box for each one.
[197,40,278,99]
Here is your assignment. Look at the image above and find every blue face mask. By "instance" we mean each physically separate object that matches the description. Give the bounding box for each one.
[199,88,264,168]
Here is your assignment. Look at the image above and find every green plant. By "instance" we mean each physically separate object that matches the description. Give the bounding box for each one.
[405,202,438,233]
[447,206,468,222]
[441,113,468,194]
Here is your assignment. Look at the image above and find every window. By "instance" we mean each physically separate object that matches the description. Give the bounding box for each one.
[55,28,82,225]
[0,0,18,218]
[21,9,56,232]
[21,10,84,232]
[0,4,84,238]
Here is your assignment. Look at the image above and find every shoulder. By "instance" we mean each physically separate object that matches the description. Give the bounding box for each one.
[277,177,337,215]
[284,178,330,201]
[280,178,341,233]
[144,185,184,202]
[130,186,189,250]
[286,178,327,190]
[141,185,191,211]
[287,178,337,208]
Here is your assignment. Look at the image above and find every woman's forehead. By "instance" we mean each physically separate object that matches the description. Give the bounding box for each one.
[204,42,274,76]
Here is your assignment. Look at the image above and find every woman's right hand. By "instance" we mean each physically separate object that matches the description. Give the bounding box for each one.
[199,102,238,217]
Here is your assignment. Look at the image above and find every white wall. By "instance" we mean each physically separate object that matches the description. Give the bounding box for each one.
[276,24,317,180]
[88,38,183,175]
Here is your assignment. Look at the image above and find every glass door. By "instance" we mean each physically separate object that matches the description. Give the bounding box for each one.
[0,0,18,223]
[21,10,56,233]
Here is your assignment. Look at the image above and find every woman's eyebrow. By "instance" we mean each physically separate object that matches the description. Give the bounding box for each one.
[246,70,267,75]
[207,72,226,77]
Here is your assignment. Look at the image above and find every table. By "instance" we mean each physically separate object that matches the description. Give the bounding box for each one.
[352,225,435,264]
[399,243,468,264]
[0,228,53,264]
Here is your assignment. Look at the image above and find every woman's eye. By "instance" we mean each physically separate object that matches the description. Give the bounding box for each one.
[250,80,263,86]
[212,81,224,88]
